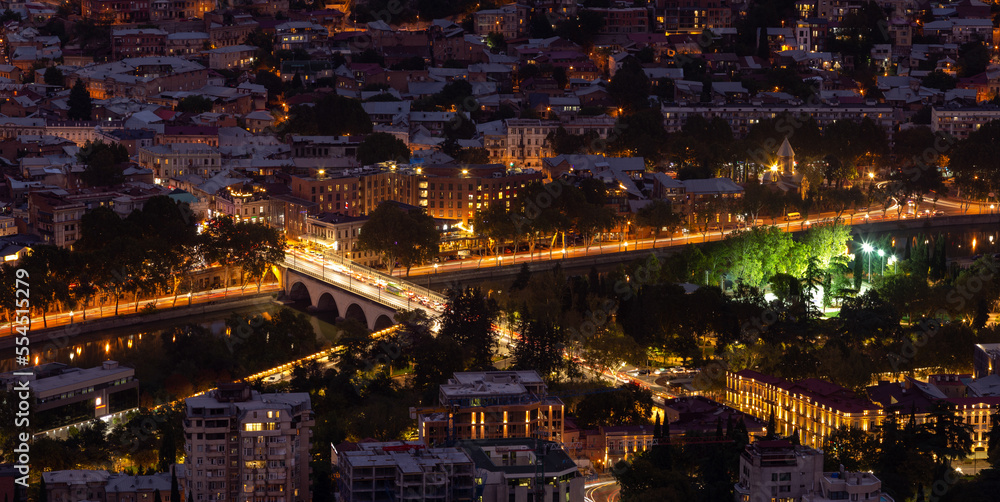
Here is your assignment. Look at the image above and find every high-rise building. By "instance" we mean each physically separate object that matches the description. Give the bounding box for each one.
[183,383,314,502]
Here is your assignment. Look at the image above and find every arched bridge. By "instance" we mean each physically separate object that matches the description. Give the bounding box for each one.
[280,253,446,331]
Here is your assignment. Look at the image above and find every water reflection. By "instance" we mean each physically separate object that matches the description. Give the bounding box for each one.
[0,305,287,372]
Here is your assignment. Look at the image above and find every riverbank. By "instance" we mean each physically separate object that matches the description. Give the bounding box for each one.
[0,291,277,351]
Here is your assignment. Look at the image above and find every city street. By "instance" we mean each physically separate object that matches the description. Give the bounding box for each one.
[389,194,998,278]
[585,479,620,502]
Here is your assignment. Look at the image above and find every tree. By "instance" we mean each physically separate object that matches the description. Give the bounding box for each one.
[176,95,214,113]
[607,57,651,112]
[439,287,499,370]
[358,202,440,276]
[43,66,64,87]
[921,70,957,91]
[957,40,989,78]
[924,401,974,467]
[486,32,506,54]
[280,94,373,138]
[76,140,129,187]
[988,408,1000,469]
[823,425,878,471]
[511,316,565,379]
[230,221,286,292]
[574,383,653,429]
[635,200,682,245]
[356,132,410,165]
[67,79,92,121]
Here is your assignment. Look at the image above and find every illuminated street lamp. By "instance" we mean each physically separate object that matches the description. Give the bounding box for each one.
[877,249,885,275]
[888,255,897,274]
[862,243,873,281]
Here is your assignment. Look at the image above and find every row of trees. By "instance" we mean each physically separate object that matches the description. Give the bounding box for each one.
[0,198,286,327]
[473,179,622,258]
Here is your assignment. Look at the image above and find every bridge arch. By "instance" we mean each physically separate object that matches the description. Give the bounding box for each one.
[373,314,394,332]
[282,267,421,331]
[316,292,339,317]
[288,281,311,303]
[344,303,368,327]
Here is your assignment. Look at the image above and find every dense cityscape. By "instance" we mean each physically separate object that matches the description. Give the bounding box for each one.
[2,0,1000,501]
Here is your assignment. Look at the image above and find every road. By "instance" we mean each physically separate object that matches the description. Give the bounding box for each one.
[0,283,280,337]
[585,479,620,502]
[387,195,1000,278]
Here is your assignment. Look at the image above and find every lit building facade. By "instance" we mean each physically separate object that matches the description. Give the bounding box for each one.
[726,370,882,449]
[413,371,565,446]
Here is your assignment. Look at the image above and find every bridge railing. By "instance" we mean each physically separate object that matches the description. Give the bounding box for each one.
[320,253,447,304]
[283,257,392,307]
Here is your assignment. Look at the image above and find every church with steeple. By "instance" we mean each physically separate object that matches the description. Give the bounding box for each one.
[761,137,808,198]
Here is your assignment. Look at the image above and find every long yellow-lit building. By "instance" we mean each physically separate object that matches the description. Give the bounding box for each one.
[726,370,883,448]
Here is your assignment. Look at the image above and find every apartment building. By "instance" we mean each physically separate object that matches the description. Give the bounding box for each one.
[111,29,167,60]
[26,191,86,248]
[465,439,584,502]
[656,0,734,32]
[138,143,222,181]
[726,370,883,449]
[420,163,543,224]
[802,470,890,502]
[72,57,210,100]
[588,8,650,34]
[290,135,361,159]
[474,4,530,39]
[149,0,215,21]
[412,371,565,446]
[734,440,824,502]
[1,361,138,436]
[304,212,382,267]
[974,343,1000,378]
[931,105,1000,141]
[81,0,150,23]
[275,21,329,51]
[44,121,111,147]
[661,103,895,138]
[44,470,181,502]
[213,185,283,228]
[336,442,476,502]
[183,383,314,502]
[205,45,257,71]
[287,167,418,218]
[504,119,556,169]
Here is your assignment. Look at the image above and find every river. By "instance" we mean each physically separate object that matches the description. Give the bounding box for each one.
[0,299,342,374]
